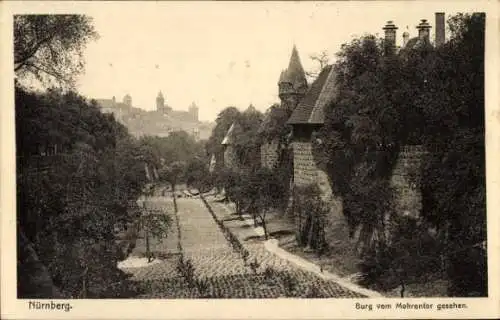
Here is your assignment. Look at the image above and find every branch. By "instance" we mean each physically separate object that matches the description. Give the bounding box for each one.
[23,61,71,85]
[14,34,56,71]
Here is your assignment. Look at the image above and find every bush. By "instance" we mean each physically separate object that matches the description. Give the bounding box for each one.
[357,216,443,292]
[177,257,196,288]
[292,184,329,251]
[16,87,147,298]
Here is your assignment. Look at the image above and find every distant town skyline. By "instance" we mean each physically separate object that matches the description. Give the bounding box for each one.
[54,2,476,122]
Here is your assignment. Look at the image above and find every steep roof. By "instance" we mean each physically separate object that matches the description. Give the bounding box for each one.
[403,36,433,51]
[279,45,308,90]
[221,122,240,145]
[287,65,337,125]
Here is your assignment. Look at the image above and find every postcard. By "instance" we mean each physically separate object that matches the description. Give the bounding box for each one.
[1,1,499,319]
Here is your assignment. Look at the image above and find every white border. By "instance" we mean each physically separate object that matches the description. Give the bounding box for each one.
[1,1,499,319]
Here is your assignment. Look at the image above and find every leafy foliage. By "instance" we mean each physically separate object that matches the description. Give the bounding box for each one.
[138,131,205,170]
[416,13,486,296]
[292,184,329,251]
[205,107,240,160]
[16,86,147,298]
[316,13,485,296]
[315,35,401,255]
[232,106,264,168]
[14,15,99,88]
[243,167,285,239]
[185,157,212,192]
[158,161,187,189]
[207,105,263,175]
[257,103,292,145]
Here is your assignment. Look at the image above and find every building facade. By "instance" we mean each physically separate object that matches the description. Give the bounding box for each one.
[95,92,211,140]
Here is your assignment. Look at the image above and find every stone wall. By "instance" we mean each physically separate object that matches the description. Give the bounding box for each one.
[260,140,280,169]
[291,141,318,186]
[291,140,345,246]
[291,140,335,199]
[390,145,426,219]
[290,141,427,249]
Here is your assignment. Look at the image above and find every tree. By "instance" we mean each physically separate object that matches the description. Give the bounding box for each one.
[158,161,186,212]
[241,168,284,239]
[222,168,247,216]
[16,86,147,298]
[232,106,264,168]
[138,200,172,263]
[292,184,329,250]
[317,34,402,253]
[258,103,292,145]
[185,157,211,193]
[206,107,241,173]
[415,13,486,296]
[316,13,486,296]
[14,15,99,88]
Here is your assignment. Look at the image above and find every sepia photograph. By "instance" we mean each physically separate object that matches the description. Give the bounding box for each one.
[1,1,499,319]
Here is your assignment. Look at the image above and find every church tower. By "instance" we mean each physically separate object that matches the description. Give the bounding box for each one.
[156,91,165,112]
[188,102,199,122]
[278,45,308,112]
[123,94,132,107]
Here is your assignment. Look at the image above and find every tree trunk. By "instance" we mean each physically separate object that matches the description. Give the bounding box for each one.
[143,198,152,263]
[260,214,268,240]
[307,214,315,249]
[296,199,302,246]
[145,218,151,263]
[172,183,178,213]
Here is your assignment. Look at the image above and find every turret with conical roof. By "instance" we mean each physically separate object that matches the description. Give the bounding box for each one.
[278,45,308,112]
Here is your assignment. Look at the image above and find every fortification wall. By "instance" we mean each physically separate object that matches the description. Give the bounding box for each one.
[291,140,345,245]
[390,145,426,219]
[291,141,318,186]
[291,141,426,249]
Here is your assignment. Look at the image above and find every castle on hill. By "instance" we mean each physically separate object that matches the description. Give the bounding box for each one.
[95,91,213,140]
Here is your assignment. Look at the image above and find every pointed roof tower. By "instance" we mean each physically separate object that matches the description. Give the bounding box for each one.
[282,45,307,87]
[288,45,306,77]
[284,45,306,87]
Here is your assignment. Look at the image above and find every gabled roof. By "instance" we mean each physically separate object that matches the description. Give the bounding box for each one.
[287,65,337,125]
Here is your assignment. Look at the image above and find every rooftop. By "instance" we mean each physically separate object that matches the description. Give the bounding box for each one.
[287,65,337,125]
[221,122,240,145]
[279,45,308,90]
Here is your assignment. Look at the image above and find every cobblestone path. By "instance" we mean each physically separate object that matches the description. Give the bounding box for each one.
[121,196,368,298]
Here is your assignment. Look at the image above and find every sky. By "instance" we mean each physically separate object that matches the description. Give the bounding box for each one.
[71,2,464,122]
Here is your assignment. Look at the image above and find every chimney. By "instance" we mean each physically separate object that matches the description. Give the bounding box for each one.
[416,19,431,41]
[435,12,445,46]
[383,21,398,54]
[402,31,410,47]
